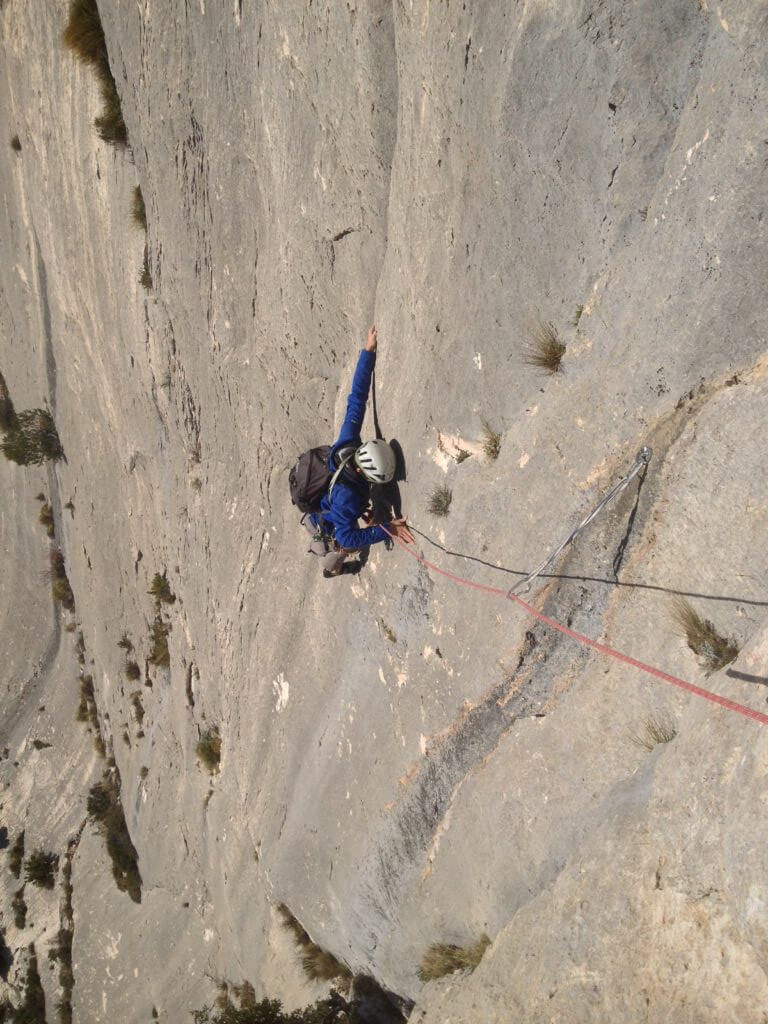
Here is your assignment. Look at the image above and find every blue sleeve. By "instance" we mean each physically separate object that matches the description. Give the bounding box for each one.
[335,349,375,448]
[335,521,389,550]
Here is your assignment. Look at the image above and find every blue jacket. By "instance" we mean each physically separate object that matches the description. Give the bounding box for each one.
[317,349,390,550]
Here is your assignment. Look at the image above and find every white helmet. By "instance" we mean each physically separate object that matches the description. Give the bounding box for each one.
[354,439,396,484]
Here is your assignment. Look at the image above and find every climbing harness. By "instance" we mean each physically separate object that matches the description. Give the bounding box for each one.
[508,446,652,597]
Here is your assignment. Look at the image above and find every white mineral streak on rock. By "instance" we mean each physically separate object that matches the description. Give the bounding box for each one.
[272,673,289,712]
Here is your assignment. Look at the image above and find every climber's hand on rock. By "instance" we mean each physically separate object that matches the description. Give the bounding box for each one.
[366,325,377,352]
[389,518,414,544]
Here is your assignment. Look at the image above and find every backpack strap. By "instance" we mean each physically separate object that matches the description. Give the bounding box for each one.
[327,446,356,501]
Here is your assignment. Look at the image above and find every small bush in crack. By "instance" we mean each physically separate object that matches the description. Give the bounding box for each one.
[76,674,96,726]
[149,572,175,605]
[130,692,145,726]
[417,935,491,981]
[62,0,128,146]
[523,319,565,375]
[87,775,141,902]
[25,849,59,889]
[671,597,739,675]
[38,502,55,537]
[480,418,502,461]
[140,246,153,290]
[117,633,133,652]
[427,484,452,518]
[131,185,147,230]
[196,729,221,774]
[10,134,22,152]
[125,661,141,681]
[12,888,28,929]
[45,550,75,611]
[629,713,677,753]
[9,831,25,878]
[148,616,170,666]
[1,408,63,465]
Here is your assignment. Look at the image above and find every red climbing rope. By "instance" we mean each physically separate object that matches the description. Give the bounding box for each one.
[383,529,768,727]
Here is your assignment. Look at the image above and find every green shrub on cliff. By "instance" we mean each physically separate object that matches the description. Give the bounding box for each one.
[62,0,128,147]
[1,408,63,465]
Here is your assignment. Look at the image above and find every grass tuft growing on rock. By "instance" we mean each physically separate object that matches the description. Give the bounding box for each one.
[630,713,677,752]
[671,598,739,675]
[524,319,565,375]
[11,134,22,152]
[417,935,491,981]
[117,632,133,652]
[196,729,221,773]
[427,484,452,517]
[480,419,502,461]
[125,661,141,681]
[25,849,58,889]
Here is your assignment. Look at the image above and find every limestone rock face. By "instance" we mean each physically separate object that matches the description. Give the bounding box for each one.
[1,0,767,1021]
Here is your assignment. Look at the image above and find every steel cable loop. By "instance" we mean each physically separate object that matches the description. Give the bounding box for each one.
[508,447,652,597]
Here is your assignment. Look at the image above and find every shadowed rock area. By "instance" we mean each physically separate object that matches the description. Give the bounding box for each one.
[1,1,767,1021]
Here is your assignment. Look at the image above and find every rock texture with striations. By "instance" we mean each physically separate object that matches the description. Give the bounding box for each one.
[1,0,768,1021]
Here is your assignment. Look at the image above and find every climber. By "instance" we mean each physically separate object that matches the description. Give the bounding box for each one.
[304,325,415,578]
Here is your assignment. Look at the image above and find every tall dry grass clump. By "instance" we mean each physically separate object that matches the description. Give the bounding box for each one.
[417,935,491,981]
[671,597,738,675]
[524,319,565,374]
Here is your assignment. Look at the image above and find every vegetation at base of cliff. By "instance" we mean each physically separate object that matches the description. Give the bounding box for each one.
[192,996,350,1024]
[524,319,565,375]
[62,0,128,146]
[87,774,142,903]
[427,484,452,518]
[671,597,739,675]
[25,849,59,889]
[417,934,491,981]
[629,713,677,752]
[193,974,405,1024]
[197,728,222,773]
[277,905,353,991]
